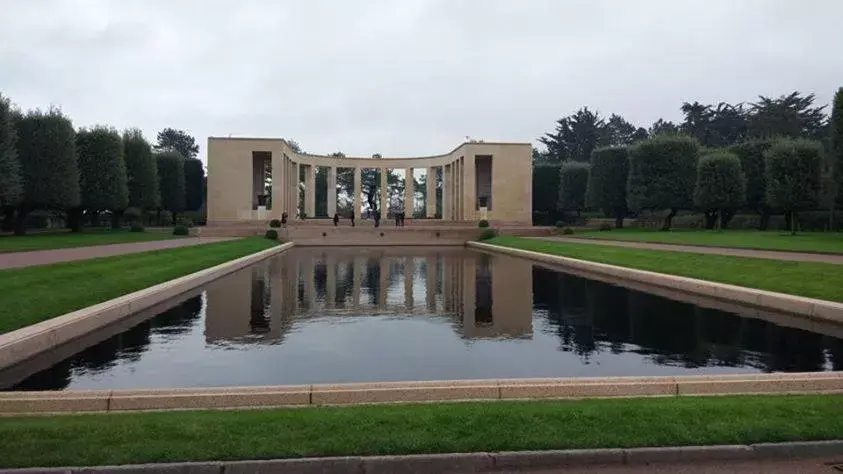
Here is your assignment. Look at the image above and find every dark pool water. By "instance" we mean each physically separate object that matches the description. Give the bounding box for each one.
[3,247,842,390]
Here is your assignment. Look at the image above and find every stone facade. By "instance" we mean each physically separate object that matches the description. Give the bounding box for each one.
[207,138,532,225]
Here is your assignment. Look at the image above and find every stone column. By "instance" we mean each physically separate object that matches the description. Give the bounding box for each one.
[404,257,414,309]
[293,162,301,219]
[353,167,362,221]
[425,256,436,311]
[453,159,461,221]
[462,154,476,221]
[404,168,413,218]
[327,166,337,218]
[426,167,436,218]
[305,165,316,218]
[379,168,388,218]
[442,164,450,220]
[271,152,283,217]
[378,257,388,308]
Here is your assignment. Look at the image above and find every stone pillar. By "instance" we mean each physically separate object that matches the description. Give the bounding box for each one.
[327,166,337,218]
[425,256,436,311]
[404,168,413,218]
[378,257,388,308]
[462,154,476,221]
[442,164,450,220]
[453,159,461,221]
[305,165,316,218]
[379,168,388,218]
[353,167,362,221]
[326,255,336,308]
[271,152,283,218]
[404,257,414,309]
[293,162,301,219]
[426,167,436,218]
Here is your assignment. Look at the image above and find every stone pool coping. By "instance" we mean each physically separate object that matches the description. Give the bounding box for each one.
[0,242,294,371]
[467,241,843,324]
[1,372,842,414]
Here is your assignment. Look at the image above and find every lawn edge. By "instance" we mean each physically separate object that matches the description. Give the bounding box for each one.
[573,233,843,255]
[0,241,293,371]
[0,440,840,472]
[468,240,843,322]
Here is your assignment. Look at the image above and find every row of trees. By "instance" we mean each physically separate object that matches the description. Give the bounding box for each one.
[539,88,843,231]
[0,92,205,234]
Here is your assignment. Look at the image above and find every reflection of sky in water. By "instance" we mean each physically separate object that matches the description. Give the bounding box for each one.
[5,248,842,391]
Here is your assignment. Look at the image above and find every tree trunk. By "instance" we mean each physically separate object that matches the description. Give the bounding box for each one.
[791,211,797,235]
[13,208,29,236]
[759,210,770,231]
[661,208,677,231]
[111,210,122,230]
[67,208,81,233]
[156,209,162,227]
[1,208,14,232]
[614,214,624,229]
[721,209,735,229]
[703,211,717,230]
[716,209,722,231]
[784,211,792,233]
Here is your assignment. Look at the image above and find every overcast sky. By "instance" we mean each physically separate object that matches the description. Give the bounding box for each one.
[2,0,842,162]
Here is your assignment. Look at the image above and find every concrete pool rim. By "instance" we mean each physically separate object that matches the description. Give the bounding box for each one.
[1,372,842,414]
[0,242,294,371]
[468,241,843,325]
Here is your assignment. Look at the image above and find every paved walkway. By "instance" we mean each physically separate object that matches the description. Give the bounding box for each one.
[0,238,236,269]
[484,456,841,473]
[537,237,843,264]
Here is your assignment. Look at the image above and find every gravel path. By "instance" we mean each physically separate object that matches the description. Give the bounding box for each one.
[0,238,237,269]
[536,237,843,264]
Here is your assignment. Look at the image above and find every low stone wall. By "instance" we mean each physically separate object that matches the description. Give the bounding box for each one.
[467,241,843,324]
[0,243,294,371]
[1,372,841,414]
[198,224,553,242]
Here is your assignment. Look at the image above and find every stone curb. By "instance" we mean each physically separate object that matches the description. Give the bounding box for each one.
[2,372,843,414]
[467,241,843,324]
[0,242,294,371]
[2,441,841,473]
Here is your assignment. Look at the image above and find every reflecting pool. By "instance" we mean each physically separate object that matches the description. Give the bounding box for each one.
[3,247,842,391]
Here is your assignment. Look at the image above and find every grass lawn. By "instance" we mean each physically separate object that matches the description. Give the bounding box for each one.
[574,228,843,254]
[486,236,843,302]
[0,238,277,334]
[0,229,180,253]
[0,395,841,468]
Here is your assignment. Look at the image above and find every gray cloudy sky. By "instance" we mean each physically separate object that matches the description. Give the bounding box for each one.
[2,0,842,162]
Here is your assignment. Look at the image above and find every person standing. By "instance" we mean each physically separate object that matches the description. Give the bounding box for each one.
[333,213,339,227]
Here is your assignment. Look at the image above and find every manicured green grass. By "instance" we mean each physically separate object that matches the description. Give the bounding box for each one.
[486,236,843,302]
[575,228,843,254]
[0,229,180,253]
[0,395,841,468]
[0,238,277,334]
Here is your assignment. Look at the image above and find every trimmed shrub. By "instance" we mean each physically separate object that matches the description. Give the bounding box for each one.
[172,224,189,236]
[156,151,185,223]
[557,162,590,215]
[123,207,142,224]
[478,219,490,228]
[598,223,612,231]
[628,135,699,230]
[176,217,194,228]
[184,157,205,212]
[693,152,746,230]
[478,228,497,241]
[129,223,145,233]
[729,139,774,228]
[587,146,629,228]
[555,220,565,228]
[832,87,843,207]
[562,227,574,235]
[269,219,282,228]
[77,126,129,214]
[123,129,159,211]
[0,93,21,209]
[265,229,278,240]
[765,138,822,234]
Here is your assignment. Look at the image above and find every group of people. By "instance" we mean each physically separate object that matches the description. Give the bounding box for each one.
[329,210,407,228]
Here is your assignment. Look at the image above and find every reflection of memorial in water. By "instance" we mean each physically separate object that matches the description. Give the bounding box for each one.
[533,267,843,372]
[202,249,534,344]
